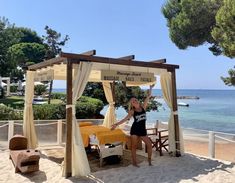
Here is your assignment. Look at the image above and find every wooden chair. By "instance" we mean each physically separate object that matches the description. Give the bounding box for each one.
[146,121,169,156]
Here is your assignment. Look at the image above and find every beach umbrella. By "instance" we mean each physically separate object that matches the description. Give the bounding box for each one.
[34,81,44,86]
[1,82,7,87]
[22,81,44,86]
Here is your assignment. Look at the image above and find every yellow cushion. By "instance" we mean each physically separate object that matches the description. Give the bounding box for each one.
[78,122,93,127]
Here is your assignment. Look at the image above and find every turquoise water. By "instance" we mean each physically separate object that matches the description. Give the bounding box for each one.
[53,89,235,134]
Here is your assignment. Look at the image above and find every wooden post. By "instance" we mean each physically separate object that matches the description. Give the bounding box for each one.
[65,60,73,178]
[209,131,215,158]
[171,69,181,157]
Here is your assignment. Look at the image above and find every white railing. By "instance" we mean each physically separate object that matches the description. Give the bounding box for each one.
[183,128,235,158]
[0,119,103,147]
[1,120,235,159]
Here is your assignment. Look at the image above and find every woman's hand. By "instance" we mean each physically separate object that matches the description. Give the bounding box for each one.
[150,84,155,90]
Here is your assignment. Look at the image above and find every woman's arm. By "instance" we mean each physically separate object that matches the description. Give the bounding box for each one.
[143,84,155,110]
[111,110,134,130]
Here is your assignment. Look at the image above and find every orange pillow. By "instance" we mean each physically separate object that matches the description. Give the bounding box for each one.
[78,122,93,127]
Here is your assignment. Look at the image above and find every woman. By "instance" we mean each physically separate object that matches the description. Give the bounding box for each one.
[111,85,154,167]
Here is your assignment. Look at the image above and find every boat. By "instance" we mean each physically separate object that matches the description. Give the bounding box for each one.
[178,102,189,107]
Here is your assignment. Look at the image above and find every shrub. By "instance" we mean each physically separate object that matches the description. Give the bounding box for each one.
[10,85,18,92]
[33,104,66,120]
[34,85,48,96]
[0,96,104,120]
[75,96,104,119]
[33,96,104,120]
[0,104,23,120]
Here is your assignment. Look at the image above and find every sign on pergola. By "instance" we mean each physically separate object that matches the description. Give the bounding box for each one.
[101,70,155,83]
[27,50,181,178]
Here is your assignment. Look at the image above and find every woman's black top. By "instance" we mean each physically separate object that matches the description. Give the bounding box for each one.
[130,107,147,136]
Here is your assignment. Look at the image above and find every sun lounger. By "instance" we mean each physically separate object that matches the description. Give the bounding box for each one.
[9,135,40,173]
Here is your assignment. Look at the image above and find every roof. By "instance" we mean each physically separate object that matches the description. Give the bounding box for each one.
[28,51,179,86]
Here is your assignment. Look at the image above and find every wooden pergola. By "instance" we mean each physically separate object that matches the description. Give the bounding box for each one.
[28,50,180,178]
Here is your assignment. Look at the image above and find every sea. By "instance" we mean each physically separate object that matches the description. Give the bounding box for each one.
[53,89,235,134]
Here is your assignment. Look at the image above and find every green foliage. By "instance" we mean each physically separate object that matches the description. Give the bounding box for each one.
[7,42,46,68]
[83,82,107,105]
[84,82,161,112]
[212,0,235,58]
[32,96,104,120]
[43,25,69,59]
[42,26,69,104]
[0,18,43,76]
[13,27,43,44]
[10,68,24,82]
[221,68,235,86]
[33,104,66,120]
[0,104,23,120]
[162,0,223,55]
[114,82,161,112]
[75,96,104,119]
[51,92,66,99]
[34,85,48,96]
[0,96,24,109]
[10,85,18,92]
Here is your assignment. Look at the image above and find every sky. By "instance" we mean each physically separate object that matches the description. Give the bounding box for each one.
[1,0,234,89]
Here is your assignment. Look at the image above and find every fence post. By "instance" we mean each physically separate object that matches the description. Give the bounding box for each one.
[8,121,14,142]
[57,120,62,145]
[209,131,215,158]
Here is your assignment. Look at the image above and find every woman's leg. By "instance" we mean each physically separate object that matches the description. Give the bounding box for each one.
[140,136,152,166]
[131,135,139,167]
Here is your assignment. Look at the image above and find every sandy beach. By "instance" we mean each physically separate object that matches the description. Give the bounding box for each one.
[1,142,235,183]
[184,139,235,163]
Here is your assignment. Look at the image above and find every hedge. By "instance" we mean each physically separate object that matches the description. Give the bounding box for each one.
[0,96,104,120]
[0,104,23,120]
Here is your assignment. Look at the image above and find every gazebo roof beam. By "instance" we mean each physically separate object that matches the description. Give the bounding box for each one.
[118,55,135,61]
[61,52,179,70]
[28,57,66,71]
[150,59,166,64]
[80,50,96,56]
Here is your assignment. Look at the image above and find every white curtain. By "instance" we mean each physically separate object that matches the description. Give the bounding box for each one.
[102,82,116,128]
[23,71,38,148]
[67,62,92,177]
[160,72,184,155]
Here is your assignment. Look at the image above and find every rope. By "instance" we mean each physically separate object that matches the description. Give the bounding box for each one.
[0,123,8,128]
[35,122,58,126]
[184,134,208,137]
[215,135,235,143]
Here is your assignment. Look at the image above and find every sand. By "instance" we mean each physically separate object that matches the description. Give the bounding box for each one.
[184,140,235,163]
[1,146,235,183]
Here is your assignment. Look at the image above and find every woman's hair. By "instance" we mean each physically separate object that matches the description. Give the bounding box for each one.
[128,97,139,111]
[128,101,134,111]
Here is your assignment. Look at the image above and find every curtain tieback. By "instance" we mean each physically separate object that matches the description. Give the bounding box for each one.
[25,102,33,106]
[172,111,178,115]
[66,104,76,115]
[109,102,115,105]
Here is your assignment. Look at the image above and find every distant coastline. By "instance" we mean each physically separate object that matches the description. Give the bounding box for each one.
[154,96,200,99]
